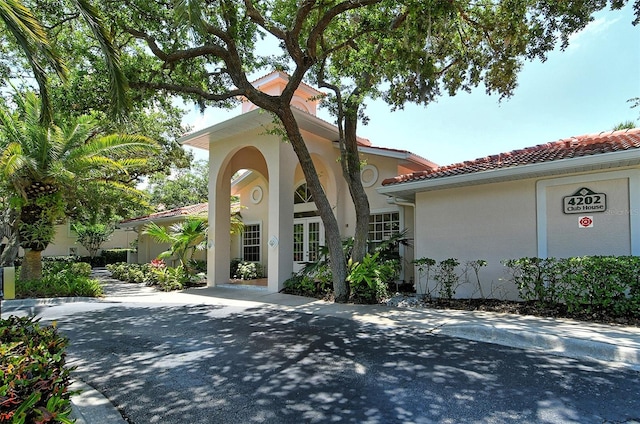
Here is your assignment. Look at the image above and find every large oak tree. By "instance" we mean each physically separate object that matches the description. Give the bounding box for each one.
[77,0,637,301]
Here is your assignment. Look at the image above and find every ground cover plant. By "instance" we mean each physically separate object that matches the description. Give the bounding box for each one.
[16,260,103,299]
[0,316,74,423]
[106,261,204,291]
[286,252,640,326]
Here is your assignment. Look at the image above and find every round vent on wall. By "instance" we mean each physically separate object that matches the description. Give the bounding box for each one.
[250,186,263,204]
[360,165,379,188]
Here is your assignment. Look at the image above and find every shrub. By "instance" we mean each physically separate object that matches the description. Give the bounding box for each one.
[106,262,153,285]
[151,265,192,291]
[191,259,207,273]
[71,262,92,277]
[17,261,103,298]
[413,257,436,296]
[503,256,640,318]
[233,261,263,280]
[79,255,106,268]
[107,262,201,291]
[0,316,74,424]
[283,274,332,298]
[101,249,131,265]
[433,258,460,300]
[347,253,397,304]
[230,258,242,278]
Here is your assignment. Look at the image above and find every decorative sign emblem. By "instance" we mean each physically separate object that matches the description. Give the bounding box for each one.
[578,216,594,228]
[563,187,606,214]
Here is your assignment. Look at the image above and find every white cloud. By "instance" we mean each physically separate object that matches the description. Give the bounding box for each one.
[568,16,621,50]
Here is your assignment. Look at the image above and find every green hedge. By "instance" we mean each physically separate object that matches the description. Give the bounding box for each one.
[100,249,131,265]
[503,256,640,317]
[0,316,75,423]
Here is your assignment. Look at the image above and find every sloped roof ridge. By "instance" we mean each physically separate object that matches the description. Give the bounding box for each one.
[382,127,640,186]
[120,202,208,224]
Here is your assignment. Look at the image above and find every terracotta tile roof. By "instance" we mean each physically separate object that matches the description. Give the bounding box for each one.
[382,128,640,186]
[120,202,208,225]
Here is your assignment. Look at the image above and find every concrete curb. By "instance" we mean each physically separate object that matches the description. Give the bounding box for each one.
[69,379,127,424]
[2,297,99,308]
[436,324,640,370]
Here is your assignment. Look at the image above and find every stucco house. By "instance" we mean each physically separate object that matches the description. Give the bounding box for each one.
[15,221,136,258]
[180,72,435,292]
[379,128,640,298]
[119,203,209,266]
[179,70,640,299]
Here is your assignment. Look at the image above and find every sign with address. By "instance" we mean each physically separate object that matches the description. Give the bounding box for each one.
[563,187,606,214]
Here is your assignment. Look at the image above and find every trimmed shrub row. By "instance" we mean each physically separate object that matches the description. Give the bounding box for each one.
[503,256,640,317]
[12,249,132,269]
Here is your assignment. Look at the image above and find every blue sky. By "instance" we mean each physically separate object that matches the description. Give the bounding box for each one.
[184,3,639,167]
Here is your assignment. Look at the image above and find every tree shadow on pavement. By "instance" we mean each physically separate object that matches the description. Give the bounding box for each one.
[55,304,640,424]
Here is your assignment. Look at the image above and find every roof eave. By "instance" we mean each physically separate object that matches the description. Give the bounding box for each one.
[336,144,436,169]
[377,149,640,200]
[179,109,271,150]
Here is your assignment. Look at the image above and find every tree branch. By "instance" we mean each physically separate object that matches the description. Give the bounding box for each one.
[129,80,243,102]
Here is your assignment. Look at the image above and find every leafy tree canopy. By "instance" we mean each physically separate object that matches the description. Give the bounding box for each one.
[0,90,158,280]
[44,0,638,301]
[144,160,209,211]
[2,0,193,176]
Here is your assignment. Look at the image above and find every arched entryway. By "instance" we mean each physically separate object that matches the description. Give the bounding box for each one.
[207,138,299,292]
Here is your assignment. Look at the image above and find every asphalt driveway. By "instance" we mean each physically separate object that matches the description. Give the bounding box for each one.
[23,300,640,424]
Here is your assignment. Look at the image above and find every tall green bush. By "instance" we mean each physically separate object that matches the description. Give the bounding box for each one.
[347,252,397,303]
[503,256,640,317]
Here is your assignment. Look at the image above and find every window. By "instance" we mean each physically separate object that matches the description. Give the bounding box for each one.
[368,211,400,250]
[243,223,261,262]
[294,183,314,204]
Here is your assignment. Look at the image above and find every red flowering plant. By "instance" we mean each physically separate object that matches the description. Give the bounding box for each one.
[150,259,166,270]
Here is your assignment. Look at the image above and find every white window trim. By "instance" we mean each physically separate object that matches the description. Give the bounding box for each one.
[536,169,640,257]
[242,221,262,262]
[369,208,404,281]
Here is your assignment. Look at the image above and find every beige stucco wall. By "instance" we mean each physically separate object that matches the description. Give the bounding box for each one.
[135,219,207,266]
[39,222,136,257]
[415,179,538,299]
[544,177,631,257]
[232,172,270,272]
[412,167,640,300]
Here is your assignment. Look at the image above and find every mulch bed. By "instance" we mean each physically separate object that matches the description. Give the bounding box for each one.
[411,297,640,327]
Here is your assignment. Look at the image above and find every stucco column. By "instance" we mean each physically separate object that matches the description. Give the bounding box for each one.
[207,150,232,287]
[266,143,296,292]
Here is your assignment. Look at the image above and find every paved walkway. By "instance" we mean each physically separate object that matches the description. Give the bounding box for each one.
[3,270,640,423]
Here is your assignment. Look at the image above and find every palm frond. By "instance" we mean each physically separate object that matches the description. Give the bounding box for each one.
[0,0,67,123]
[143,221,174,244]
[72,0,129,118]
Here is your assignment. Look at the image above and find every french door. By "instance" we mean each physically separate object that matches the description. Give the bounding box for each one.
[293,217,325,272]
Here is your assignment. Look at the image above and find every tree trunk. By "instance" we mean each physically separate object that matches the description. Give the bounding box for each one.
[343,111,371,264]
[0,234,19,267]
[278,108,350,302]
[0,207,19,267]
[20,249,43,281]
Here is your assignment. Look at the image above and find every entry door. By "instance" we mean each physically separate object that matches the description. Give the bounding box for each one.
[293,217,325,272]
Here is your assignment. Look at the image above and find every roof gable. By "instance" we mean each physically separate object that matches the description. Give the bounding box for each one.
[120,203,209,227]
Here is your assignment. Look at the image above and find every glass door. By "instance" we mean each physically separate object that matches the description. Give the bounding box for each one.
[293,217,325,272]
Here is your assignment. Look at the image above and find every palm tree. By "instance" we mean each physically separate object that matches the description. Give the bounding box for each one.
[0,91,157,280]
[0,0,127,122]
[143,217,208,274]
